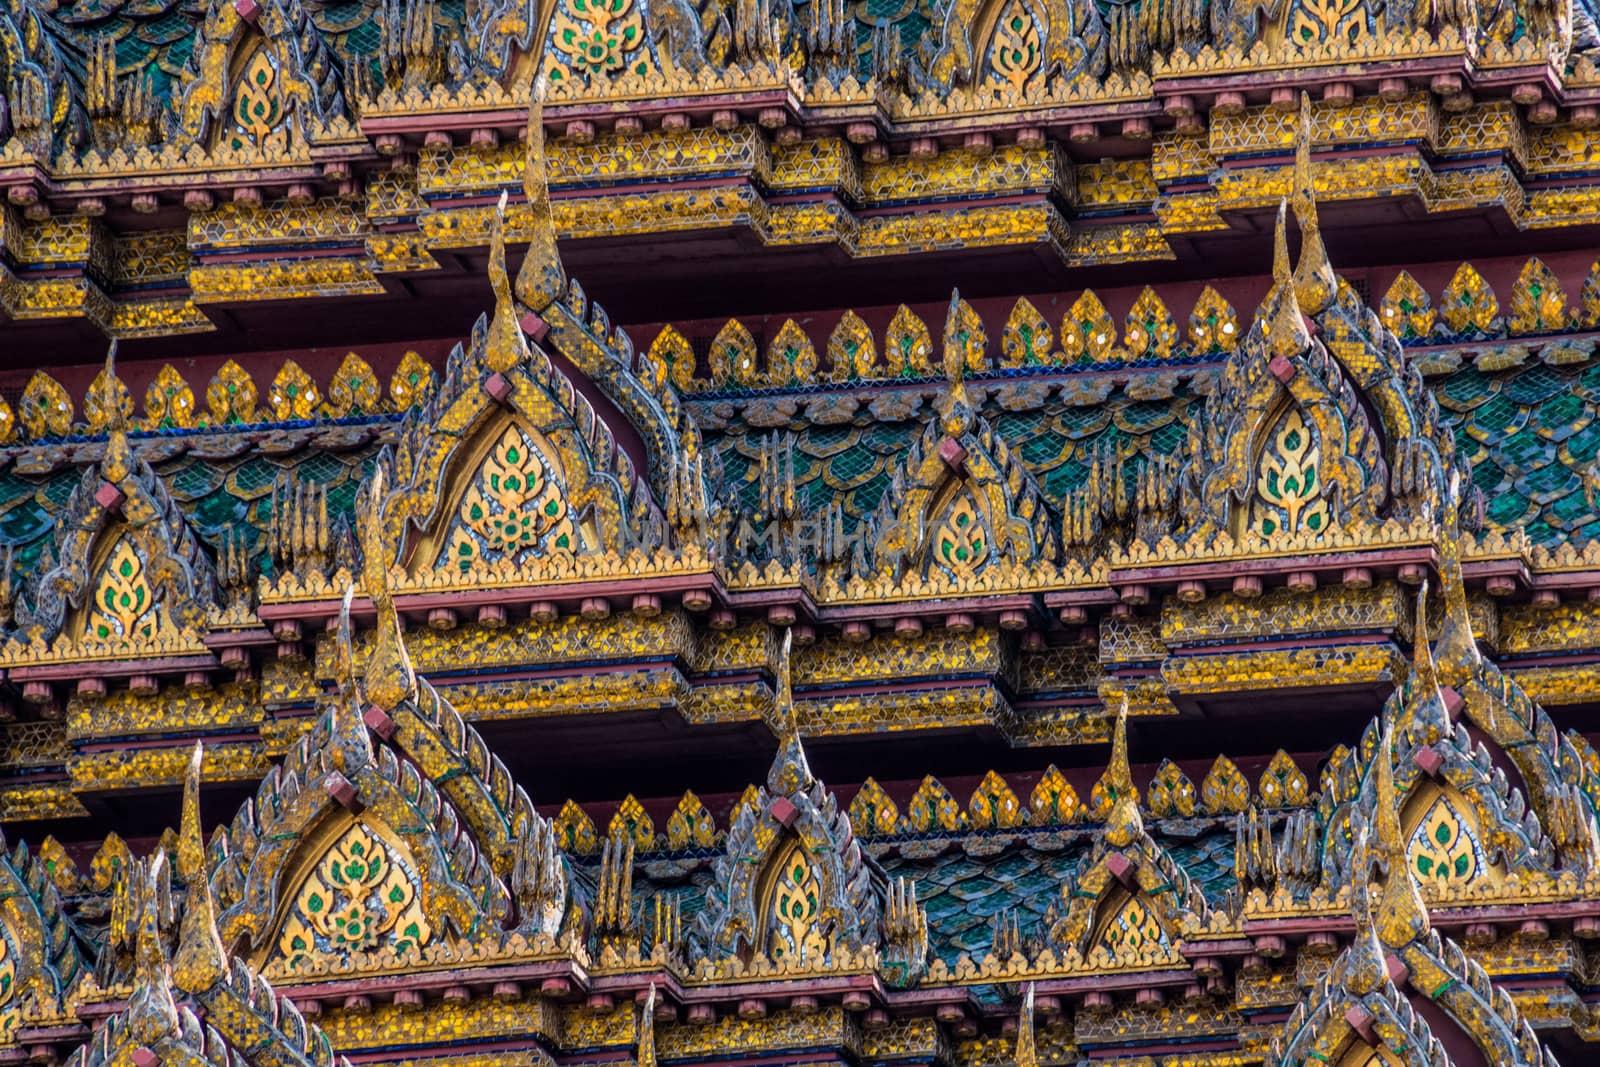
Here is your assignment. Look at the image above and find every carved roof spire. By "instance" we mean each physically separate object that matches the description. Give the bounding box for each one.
[1342,825,1388,996]
[99,341,133,482]
[173,742,226,994]
[940,288,974,437]
[1435,496,1482,689]
[360,468,417,712]
[515,77,567,314]
[333,584,358,695]
[1406,581,1452,745]
[486,189,530,374]
[637,984,658,1067]
[1104,696,1143,848]
[127,854,179,1045]
[1266,200,1312,361]
[1014,983,1038,1067]
[1373,726,1430,948]
[766,627,813,795]
[1290,92,1336,315]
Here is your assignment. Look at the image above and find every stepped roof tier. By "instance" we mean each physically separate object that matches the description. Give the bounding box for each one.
[2,7,1600,1067]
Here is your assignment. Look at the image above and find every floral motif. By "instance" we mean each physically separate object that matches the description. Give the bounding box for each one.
[1440,262,1500,337]
[87,537,159,642]
[1096,894,1167,955]
[1029,766,1081,824]
[1124,287,1179,361]
[648,325,698,391]
[554,799,599,854]
[827,311,877,380]
[1250,409,1329,538]
[768,840,826,963]
[907,775,962,831]
[709,319,761,387]
[268,360,321,421]
[666,791,716,849]
[206,360,258,424]
[229,48,286,151]
[1507,257,1570,336]
[390,351,435,411]
[847,778,901,835]
[767,320,818,386]
[1188,286,1239,355]
[1408,793,1485,886]
[1061,290,1117,363]
[552,0,647,80]
[1379,271,1435,340]
[275,821,431,966]
[443,424,577,571]
[1001,297,1053,367]
[326,352,381,416]
[968,770,1022,828]
[19,372,72,439]
[933,492,989,578]
[988,0,1042,92]
[144,365,196,430]
[0,928,17,1036]
[85,364,134,433]
[885,306,934,377]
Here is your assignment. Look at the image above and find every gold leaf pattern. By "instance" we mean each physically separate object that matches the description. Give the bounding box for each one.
[443,424,577,571]
[709,319,761,387]
[274,820,431,967]
[827,310,877,381]
[766,319,818,387]
[968,770,1023,829]
[1001,297,1053,367]
[326,352,381,417]
[229,48,286,151]
[206,360,258,425]
[268,360,321,421]
[390,351,435,410]
[1258,750,1309,808]
[608,794,655,852]
[1029,765,1081,824]
[144,364,196,430]
[1379,271,1436,341]
[1061,290,1117,363]
[88,537,159,642]
[946,297,988,374]
[665,791,716,849]
[1188,286,1240,355]
[20,372,72,439]
[554,799,599,854]
[847,778,901,835]
[907,775,962,832]
[1407,793,1486,887]
[988,0,1042,91]
[768,839,826,964]
[84,365,134,433]
[1440,262,1500,336]
[1123,287,1179,361]
[1507,257,1571,336]
[1096,894,1167,955]
[885,305,934,377]
[1199,755,1250,815]
[1147,759,1196,817]
[932,492,989,579]
[648,325,697,392]
[1250,409,1329,538]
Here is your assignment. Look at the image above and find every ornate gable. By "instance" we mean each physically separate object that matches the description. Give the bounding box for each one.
[169,0,346,151]
[1316,585,1558,900]
[1046,701,1209,964]
[0,2,84,160]
[370,192,663,583]
[1272,732,1558,1067]
[863,293,1058,582]
[690,630,928,977]
[205,602,511,975]
[14,349,218,647]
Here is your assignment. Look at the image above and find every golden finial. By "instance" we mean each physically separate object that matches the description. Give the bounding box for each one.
[486,189,529,374]
[515,76,567,314]
[637,984,658,1067]
[128,853,180,1044]
[1267,200,1312,361]
[766,627,813,795]
[1373,725,1429,948]
[941,289,974,437]
[1015,983,1038,1067]
[333,584,357,695]
[359,468,416,711]
[98,341,133,482]
[1104,696,1143,848]
[1435,484,1482,689]
[1290,92,1336,315]
[1405,581,1451,745]
[173,742,226,994]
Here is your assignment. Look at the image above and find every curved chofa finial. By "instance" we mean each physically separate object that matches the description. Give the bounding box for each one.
[1272,746,1560,1067]
[1046,699,1209,961]
[196,503,578,975]
[16,342,219,645]
[515,78,567,315]
[0,824,85,1031]
[1289,93,1336,317]
[862,291,1057,581]
[70,806,357,1067]
[692,628,882,969]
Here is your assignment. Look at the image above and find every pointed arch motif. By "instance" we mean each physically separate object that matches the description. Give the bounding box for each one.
[17,351,218,647]
[865,292,1057,581]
